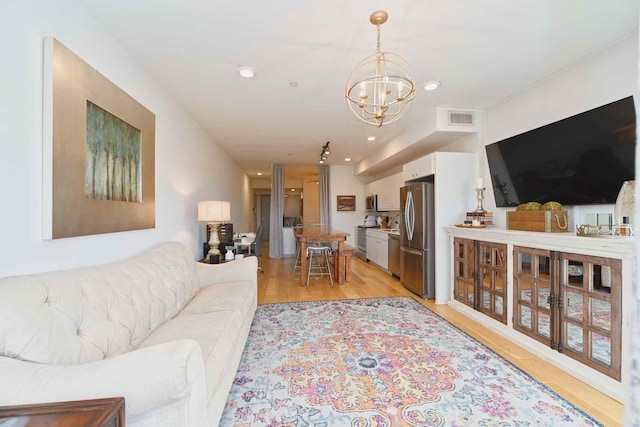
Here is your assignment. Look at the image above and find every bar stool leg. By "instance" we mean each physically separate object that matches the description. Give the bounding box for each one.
[324,248,334,287]
[291,244,301,277]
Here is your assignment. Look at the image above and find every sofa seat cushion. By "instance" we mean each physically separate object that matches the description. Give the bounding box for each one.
[139,280,256,404]
[180,281,256,320]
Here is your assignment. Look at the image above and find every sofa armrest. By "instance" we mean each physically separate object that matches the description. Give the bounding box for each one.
[196,256,258,288]
[0,340,206,425]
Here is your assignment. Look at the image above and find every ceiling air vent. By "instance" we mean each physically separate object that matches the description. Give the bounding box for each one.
[448,111,474,126]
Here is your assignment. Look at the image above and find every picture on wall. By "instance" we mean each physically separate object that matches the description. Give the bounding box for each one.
[86,101,142,202]
[337,195,356,211]
[43,37,155,239]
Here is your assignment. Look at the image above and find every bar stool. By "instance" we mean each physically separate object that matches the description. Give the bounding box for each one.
[306,245,334,288]
[291,224,327,278]
[292,241,323,278]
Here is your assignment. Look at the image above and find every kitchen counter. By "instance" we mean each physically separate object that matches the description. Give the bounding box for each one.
[378,228,400,236]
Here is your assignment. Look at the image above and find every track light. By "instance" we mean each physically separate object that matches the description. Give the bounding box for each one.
[318,141,331,164]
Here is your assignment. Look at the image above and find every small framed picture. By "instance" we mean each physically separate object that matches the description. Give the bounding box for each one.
[337,195,356,211]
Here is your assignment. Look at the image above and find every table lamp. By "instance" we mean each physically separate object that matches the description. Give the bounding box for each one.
[197,200,231,259]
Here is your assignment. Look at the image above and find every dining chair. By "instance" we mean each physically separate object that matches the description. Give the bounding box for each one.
[251,225,265,273]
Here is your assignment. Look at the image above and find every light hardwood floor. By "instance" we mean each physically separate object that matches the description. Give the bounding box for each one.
[256,245,624,426]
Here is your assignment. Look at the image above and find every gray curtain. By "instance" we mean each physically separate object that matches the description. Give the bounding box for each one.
[319,165,330,227]
[269,164,285,258]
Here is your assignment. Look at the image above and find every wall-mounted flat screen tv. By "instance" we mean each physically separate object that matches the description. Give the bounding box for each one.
[486,96,636,207]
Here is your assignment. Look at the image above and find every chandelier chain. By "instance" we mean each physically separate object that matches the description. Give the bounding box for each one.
[376,24,381,56]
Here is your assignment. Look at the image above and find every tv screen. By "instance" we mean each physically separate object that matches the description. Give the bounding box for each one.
[486,96,636,207]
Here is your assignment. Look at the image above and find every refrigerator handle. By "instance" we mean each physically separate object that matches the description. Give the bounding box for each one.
[405,190,414,241]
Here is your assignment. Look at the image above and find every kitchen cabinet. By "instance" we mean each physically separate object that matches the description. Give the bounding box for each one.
[366,229,388,269]
[283,227,296,256]
[365,172,403,212]
[376,172,403,211]
[388,234,400,276]
[453,238,507,324]
[364,180,378,198]
[403,153,435,181]
[513,246,621,380]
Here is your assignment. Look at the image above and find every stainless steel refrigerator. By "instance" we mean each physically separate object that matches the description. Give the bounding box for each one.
[400,182,435,299]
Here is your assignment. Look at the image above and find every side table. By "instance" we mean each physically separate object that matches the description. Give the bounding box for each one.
[0,397,125,427]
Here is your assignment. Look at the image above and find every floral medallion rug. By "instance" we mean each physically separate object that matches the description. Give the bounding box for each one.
[220,297,602,426]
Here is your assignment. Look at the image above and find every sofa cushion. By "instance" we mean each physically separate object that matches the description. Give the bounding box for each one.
[0,242,200,365]
[180,281,256,321]
[139,280,256,404]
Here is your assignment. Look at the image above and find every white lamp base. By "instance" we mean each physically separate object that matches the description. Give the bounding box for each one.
[208,222,221,256]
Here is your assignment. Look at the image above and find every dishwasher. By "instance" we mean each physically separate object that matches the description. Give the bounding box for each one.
[388,234,400,277]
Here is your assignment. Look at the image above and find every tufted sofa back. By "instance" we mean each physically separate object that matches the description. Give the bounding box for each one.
[0,242,200,365]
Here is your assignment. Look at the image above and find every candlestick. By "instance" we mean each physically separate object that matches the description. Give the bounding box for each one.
[474,187,486,213]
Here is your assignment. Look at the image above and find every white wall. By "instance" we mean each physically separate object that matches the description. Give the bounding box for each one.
[481,34,639,227]
[0,0,250,277]
[330,165,367,247]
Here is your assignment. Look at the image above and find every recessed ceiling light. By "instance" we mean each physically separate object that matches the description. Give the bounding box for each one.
[257,172,262,176]
[423,80,440,91]
[290,188,295,192]
[367,136,376,141]
[289,82,298,87]
[237,66,256,79]
[345,158,351,162]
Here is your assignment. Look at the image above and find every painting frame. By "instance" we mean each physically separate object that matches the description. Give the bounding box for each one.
[43,38,155,239]
[337,195,356,211]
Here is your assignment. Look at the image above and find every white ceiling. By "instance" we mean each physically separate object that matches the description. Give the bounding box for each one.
[78,0,639,179]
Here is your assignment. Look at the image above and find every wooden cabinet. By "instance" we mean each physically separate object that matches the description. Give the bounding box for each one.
[454,238,507,324]
[366,229,388,269]
[0,397,125,427]
[513,246,621,380]
[447,226,631,399]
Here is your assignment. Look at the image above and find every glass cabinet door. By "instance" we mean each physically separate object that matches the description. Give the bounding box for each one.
[477,241,507,324]
[453,238,475,308]
[513,246,553,346]
[559,253,621,381]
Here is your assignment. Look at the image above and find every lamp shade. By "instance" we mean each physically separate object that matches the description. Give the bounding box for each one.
[197,201,231,222]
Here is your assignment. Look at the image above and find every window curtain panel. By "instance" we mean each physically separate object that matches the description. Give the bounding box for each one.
[269,164,285,259]
[318,165,330,227]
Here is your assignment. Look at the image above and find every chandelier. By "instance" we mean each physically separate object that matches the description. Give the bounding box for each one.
[345,10,416,127]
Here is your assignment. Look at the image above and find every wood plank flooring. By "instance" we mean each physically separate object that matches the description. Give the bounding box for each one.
[256,248,624,426]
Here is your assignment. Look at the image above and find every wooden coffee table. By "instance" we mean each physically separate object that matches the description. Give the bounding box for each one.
[0,397,124,427]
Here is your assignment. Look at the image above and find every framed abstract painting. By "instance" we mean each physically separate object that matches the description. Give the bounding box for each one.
[43,38,155,239]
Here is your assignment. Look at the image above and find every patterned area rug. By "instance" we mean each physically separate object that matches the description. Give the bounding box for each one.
[220,297,602,426]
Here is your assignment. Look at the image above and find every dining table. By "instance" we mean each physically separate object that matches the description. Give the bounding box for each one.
[233,234,256,254]
[295,226,350,287]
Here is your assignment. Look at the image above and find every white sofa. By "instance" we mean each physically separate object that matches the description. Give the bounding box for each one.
[0,241,257,426]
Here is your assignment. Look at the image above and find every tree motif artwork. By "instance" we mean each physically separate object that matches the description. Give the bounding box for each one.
[86,101,142,202]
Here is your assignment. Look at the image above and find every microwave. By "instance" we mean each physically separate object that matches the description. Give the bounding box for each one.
[365,195,378,212]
